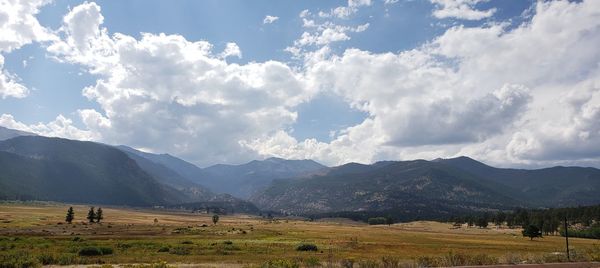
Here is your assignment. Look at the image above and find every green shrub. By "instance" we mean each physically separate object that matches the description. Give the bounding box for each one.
[180,240,193,244]
[0,252,41,268]
[78,246,113,256]
[99,247,113,255]
[296,243,318,251]
[36,253,56,265]
[169,246,191,255]
[223,240,233,245]
[157,246,170,253]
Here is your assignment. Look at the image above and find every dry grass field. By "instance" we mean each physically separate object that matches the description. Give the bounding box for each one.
[1,202,599,267]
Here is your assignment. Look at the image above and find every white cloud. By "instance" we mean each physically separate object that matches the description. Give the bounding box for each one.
[220,42,242,59]
[430,0,496,20]
[319,0,372,19]
[263,15,279,24]
[0,0,54,99]
[0,55,28,99]
[248,0,600,167]
[287,23,370,57]
[41,2,316,165]
[0,113,98,140]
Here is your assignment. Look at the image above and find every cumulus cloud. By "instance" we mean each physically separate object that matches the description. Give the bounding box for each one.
[0,0,54,99]
[248,0,600,167]
[0,55,28,99]
[0,113,99,140]
[263,15,279,24]
[430,0,496,20]
[41,3,315,165]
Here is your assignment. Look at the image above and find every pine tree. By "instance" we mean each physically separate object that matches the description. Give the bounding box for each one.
[65,207,75,224]
[96,207,103,223]
[87,207,96,223]
[522,224,542,240]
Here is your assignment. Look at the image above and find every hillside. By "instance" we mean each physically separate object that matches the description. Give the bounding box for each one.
[117,147,214,201]
[251,160,518,219]
[0,126,36,141]
[0,136,184,206]
[436,156,600,207]
[117,145,212,183]
[201,157,327,198]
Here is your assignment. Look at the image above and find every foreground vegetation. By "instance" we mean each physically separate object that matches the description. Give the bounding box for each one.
[1,202,600,267]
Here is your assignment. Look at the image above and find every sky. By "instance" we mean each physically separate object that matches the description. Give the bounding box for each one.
[1,0,599,168]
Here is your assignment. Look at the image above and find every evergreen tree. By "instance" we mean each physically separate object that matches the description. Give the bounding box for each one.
[87,207,96,223]
[65,207,75,224]
[212,214,219,225]
[95,207,103,223]
[494,212,506,227]
[476,216,488,228]
[522,224,542,240]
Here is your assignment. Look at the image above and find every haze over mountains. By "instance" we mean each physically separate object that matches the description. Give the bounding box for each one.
[0,127,599,220]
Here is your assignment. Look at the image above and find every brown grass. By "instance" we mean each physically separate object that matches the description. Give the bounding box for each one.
[1,202,598,267]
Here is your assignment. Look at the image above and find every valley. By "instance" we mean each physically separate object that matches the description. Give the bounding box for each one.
[1,202,599,267]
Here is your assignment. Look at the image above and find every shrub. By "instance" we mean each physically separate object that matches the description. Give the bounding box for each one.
[169,246,191,255]
[99,247,113,255]
[78,246,113,256]
[37,253,56,265]
[180,240,194,244]
[78,247,102,256]
[223,240,233,245]
[0,252,41,268]
[261,259,300,268]
[296,243,318,252]
[157,246,170,252]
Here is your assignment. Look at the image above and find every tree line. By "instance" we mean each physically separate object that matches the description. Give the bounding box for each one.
[450,204,600,239]
[65,206,104,224]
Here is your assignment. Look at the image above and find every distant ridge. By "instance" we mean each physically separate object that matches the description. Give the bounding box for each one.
[0,126,36,141]
[252,156,600,220]
[0,136,184,206]
[201,157,327,198]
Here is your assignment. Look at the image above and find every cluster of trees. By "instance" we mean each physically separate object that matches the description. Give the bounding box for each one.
[450,204,600,239]
[65,206,104,224]
[367,217,394,225]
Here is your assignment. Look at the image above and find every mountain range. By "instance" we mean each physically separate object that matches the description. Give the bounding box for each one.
[1,126,599,220]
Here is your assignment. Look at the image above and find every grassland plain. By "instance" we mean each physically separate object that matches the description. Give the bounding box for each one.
[1,202,599,267]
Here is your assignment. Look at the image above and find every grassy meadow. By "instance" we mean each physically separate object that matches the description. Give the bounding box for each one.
[1,202,599,267]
